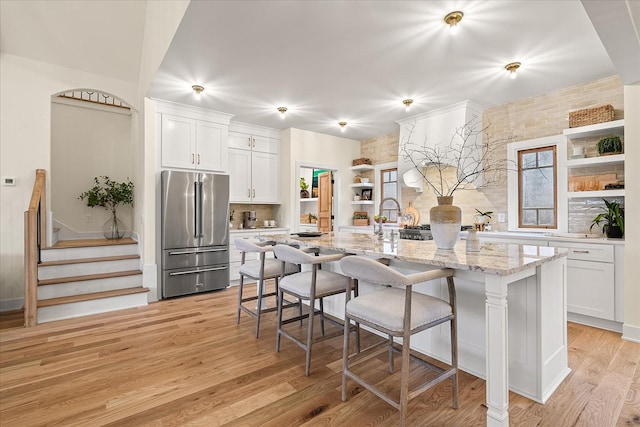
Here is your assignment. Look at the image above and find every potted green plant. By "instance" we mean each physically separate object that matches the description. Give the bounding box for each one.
[309,214,317,224]
[79,176,134,239]
[596,136,623,156]
[300,177,310,198]
[590,199,624,238]
[373,215,387,223]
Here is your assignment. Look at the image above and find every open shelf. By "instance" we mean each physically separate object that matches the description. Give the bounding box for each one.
[350,183,374,189]
[351,201,374,205]
[563,119,624,138]
[350,164,374,172]
[567,189,624,199]
[300,197,318,202]
[566,154,624,169]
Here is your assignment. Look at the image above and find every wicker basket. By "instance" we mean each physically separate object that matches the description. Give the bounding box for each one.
[352,158,372,166]
[569,105,614,128]
[300,213,311,224]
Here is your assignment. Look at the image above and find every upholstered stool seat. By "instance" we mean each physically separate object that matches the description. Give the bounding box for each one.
[339,255,458,427]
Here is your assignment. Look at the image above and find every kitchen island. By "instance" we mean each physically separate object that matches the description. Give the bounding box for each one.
[260,232,569,427]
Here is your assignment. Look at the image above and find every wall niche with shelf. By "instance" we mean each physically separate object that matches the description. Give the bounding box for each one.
[563,119,625,234]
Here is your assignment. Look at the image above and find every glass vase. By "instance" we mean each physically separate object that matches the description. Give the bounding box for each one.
[103,211,126,239]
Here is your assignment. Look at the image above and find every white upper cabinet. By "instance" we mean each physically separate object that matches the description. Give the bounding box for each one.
[227,122,281,203]
[156,100,233,172]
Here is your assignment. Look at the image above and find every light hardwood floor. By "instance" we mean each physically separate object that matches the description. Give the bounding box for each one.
[1,284,639,426]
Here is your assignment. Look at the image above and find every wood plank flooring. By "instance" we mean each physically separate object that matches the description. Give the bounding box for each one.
[1,284,639,426]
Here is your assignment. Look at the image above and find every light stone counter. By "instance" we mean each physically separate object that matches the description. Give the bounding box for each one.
[261,232,569,427]
[262,231,567,276]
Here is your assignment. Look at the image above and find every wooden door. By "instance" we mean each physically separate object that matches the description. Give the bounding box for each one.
[317,171,332,232]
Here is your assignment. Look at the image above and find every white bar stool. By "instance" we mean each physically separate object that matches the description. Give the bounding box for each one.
[235,238,298,338]
[339,255,458,426]
[273,244,354,376]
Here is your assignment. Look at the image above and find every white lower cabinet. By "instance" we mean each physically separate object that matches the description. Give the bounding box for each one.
[229,229,288,284]
[549,241,616,321]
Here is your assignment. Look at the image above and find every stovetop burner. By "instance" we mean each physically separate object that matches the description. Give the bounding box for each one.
[399,224,432,240]
[403,224,431,231]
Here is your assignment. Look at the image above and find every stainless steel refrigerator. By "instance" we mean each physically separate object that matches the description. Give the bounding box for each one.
[161,170,230,298]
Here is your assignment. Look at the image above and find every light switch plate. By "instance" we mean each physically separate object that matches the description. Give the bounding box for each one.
[498,213,506,223]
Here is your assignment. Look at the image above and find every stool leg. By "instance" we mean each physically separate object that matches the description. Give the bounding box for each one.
[399,332,411,427]
[236,275,244,324]
[305,295,316,376]
[255,278,266,338]
[342,311,350,402]
[451,317,459,409]
[388,335,394,373]
[319,298,325,336]
[298,298,303,326]
[276,287,284,353]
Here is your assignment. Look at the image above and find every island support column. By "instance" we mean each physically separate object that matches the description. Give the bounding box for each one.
[484,274,510,427]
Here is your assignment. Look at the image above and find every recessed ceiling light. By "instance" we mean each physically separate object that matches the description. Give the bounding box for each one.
[444,11,463,35]
[403,99,414,111]
[277,106,287,118]
[339,121,347,132]
[192,85,204,98]
[505,62,521,79]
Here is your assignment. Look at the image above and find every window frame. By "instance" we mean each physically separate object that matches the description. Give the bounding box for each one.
[374,161,400,224]
[507,135,567,232]
[517,145,558,229]
[379,167,399,223]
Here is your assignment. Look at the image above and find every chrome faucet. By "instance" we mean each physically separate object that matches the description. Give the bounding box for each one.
[376,197,402,239]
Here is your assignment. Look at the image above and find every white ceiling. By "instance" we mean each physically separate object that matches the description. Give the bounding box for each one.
[1,1,635,141]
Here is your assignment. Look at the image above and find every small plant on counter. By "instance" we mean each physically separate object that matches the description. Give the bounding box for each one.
[309,214,318,224]
[229,209,234,222]
[590,199,624,238]
[474,209,493,224]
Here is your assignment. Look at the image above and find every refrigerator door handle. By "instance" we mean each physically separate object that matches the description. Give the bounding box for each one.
[168,248,227,256]
[168,265,229,276]
[198,181,204,237]
[193,180,200,238]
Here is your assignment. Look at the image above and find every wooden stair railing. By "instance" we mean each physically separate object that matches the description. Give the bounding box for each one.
[24,169,46,327]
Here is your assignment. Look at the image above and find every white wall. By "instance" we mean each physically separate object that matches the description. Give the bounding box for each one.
[279,128,360,229]
[623,84,640,342]
[0,53,139,307]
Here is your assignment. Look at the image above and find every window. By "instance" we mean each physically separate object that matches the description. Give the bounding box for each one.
[518,146,557,228]
[380,168,398,222]
[507,135,566,232]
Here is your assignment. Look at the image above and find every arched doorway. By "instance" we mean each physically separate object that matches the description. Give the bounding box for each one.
[49,89,136,242]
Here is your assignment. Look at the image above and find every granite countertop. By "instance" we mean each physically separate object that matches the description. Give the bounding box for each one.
[258,231,568,277]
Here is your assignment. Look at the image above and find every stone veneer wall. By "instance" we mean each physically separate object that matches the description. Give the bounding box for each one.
[360,75,624,232]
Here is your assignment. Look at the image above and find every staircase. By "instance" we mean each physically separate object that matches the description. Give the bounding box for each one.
[37,238,149,323]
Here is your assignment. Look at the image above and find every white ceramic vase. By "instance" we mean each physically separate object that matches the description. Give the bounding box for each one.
[430,196,461,250]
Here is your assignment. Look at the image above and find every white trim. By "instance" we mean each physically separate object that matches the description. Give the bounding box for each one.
[295,161,340,233]
[151,98,234,124]
[396,99,485,126]
[507,135,567,232]
[622,323,640,343]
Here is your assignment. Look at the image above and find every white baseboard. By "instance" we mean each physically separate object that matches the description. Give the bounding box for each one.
[567,313,623,333]
[0,298,24,312]
[622,323,640,343]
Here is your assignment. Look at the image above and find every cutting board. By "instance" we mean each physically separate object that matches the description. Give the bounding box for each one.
[400,202,420,226]
[568,173,617,191]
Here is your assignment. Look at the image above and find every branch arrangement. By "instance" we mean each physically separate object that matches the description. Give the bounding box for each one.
[399,118,515,197]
